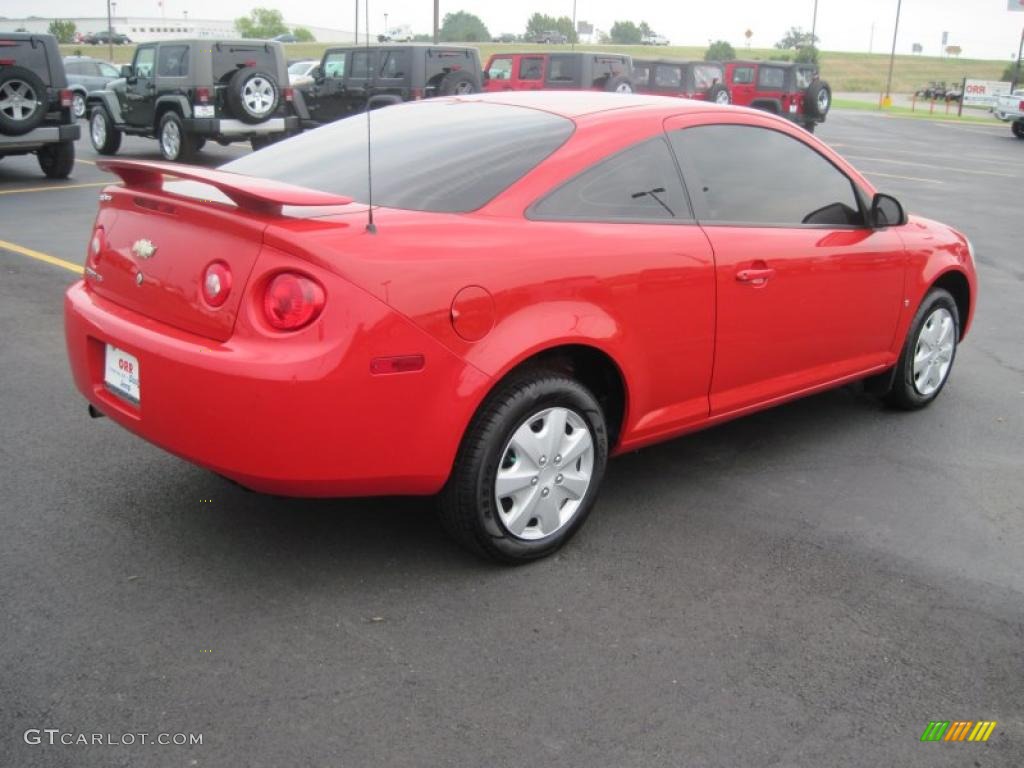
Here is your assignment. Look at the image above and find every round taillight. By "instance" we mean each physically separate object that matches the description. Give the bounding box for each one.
[90,227,105,258]
[202,261,232,307]
[263,272,325,330]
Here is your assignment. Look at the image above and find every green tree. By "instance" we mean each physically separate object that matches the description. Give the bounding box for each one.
[776,26,817,50]
[525,12,576,43]
[292,26,314,42]
[439,10,490,42]
[638,21,653,38]
[1002,61,1021,81]
[705,40,736,62]
[235,7,288,39]
[609,21,642,45]
[47,19,77,44]
[795,45,819,65]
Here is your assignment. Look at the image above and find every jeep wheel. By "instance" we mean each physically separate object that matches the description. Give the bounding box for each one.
[1013,120,1024,139]
[89,107,122,155]
[439,70,478,96]
[708,83,730,105]
[805,80,832,119]
[37,140,75,179]
[71,91,87,120]
[0,66,47,136]
[605,75,634,93]
[228,68,280,124]
[158,112,196,162]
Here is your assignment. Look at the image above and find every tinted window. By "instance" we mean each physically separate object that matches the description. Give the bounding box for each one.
[223,101,574,213]
[531,138,691,223]
[350,51,370,79]
[487,56,512,80]
[795,67,814,89]
[519,57,543,80]
[323,52,345,78]
[379,50,408,78]
[157,45,189,77]
[693,64,722,90]
[758,67,785,89]
[547,55,578,83]
[590,56,626,87]
[655,65,682,88]
[731,66,754,85]
[133,47,156,78]
[631,64,651,85]
[670,125,863,226]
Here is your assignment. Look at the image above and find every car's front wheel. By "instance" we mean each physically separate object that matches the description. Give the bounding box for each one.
[885,287,960,409]
[439,371,609,563]
[89,107,122,155]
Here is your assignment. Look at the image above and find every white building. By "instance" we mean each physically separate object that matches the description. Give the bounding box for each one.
[0,16,353,44]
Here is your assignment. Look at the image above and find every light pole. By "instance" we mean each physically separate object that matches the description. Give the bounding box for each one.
[355,0,359,45]
[811,0,819,46]
[571,0,577,50]
[383,12,388,37]
[106,0,113,60]
[433,0,439,44]
[883,0,902,107]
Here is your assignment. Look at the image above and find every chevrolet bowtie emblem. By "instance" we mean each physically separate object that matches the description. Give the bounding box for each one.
[132,239,157,259]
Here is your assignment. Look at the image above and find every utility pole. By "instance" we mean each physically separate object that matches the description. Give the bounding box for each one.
[571,0,577,51]
[883,0,902,107]
[384,12,388,37]
[869,21,875,54]
[106,0,113,61]
[433,0,439,44]
[1015,26,1024,91]
[811,0,819,46]
[355,0,359,45]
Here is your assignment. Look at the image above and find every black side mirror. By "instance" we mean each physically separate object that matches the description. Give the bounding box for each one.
[311,65,325,82]
[120,64,133,79]
[482,70,490,82]
[870,192,907,228]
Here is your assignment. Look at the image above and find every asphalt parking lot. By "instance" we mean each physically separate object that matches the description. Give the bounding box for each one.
[2,113,1022,767]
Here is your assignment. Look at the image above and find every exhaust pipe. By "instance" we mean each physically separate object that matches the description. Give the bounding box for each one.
[88,404,106,419]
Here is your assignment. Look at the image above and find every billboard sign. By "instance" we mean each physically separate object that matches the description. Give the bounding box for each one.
[962,79,1012,106]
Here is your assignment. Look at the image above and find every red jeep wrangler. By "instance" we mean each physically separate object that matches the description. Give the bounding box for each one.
[483,52,634,93]
[724,60,831,132]
[632,59,730,103]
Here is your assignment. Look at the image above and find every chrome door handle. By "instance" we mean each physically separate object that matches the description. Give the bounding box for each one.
[736,268,775,284]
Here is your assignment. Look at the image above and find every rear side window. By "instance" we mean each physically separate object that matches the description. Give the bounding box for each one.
[669,125,864,227]
[379,50,408,79]
[795,68,814,89]
[631,64,651,84]
[731,66,754,84]
[157,45,189,77]
[350,51,371,79]
[530,138,691,223]
[222,101,574,213]
[547,55,578,83]
[655,65,682,88]
[692,64,723,90]
[758,67,785,89]
[519,57,543,80]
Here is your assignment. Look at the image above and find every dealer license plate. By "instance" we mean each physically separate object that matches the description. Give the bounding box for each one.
[104,344,140,403]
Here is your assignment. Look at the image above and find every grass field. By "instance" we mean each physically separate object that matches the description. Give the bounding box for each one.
[59,41,1009,94]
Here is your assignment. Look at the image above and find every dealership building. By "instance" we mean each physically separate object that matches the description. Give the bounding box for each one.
[0,16,352,43]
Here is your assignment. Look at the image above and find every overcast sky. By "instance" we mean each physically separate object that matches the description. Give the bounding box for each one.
[4,0,1023,59]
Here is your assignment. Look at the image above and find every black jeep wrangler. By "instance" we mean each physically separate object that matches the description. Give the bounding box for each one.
[86,39,301,161]
[298,45,481,126]
[0,33,81,179]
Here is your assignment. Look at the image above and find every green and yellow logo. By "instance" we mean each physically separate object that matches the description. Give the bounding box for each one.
[920,721,997,742]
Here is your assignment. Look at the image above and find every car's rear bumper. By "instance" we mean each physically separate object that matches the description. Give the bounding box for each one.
[184,116,299,138]
[0,123,80,151]
[64,273,489,498]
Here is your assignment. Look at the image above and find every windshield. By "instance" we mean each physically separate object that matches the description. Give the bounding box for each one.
[223,101,575,213]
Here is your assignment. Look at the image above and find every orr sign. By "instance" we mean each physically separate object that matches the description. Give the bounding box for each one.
[962,79,1012,107]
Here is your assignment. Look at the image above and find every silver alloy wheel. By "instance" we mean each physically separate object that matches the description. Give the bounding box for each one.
[912,307,955,396]
[242,76,275,117]
[90,111,107,146]
[0,79,39,122]
[817,88,830,113]
[715,90,730,105]
[494,406,595,541]
[161,119,181,159]
[615,82,633,93]
[72,92,86,119]
[454,80,474,94]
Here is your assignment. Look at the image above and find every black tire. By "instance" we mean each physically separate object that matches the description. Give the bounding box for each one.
[88,106,122,155]
[439,371,609,564]
[803,119,817,134]
[805,80,832,119]
[250,135,272,151]
[438,70,478,96]
[194,136,206,151]
[707,83,730,105]
[37,140,75,179]
[158,111,196,162]
[1012,120,1024,139]
[605,74,634,93]
[226,67,280,124]
[884,288,960,410]
[0,65,48,135]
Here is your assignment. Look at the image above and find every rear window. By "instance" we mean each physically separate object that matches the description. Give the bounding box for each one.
[425,49,476,79]
[212,42,277,80]
[654,65,682,88]
[222,101,574,213]
[693,64,723,90]
[1,39,52,84]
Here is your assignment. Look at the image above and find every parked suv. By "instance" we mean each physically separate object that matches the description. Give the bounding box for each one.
[534,31,568,44]
[64,55,121,119]
[86,39,300,161]
[299,45,481,126]
[633,58,730,103]
[0,33,80,179]
[483,52,634,93]
[724,60,831,132]
[83,30,132,45]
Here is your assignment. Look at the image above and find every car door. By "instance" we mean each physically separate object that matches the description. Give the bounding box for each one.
[306,50,350,123]
[666,117,906,416]
[343,49,373,113]
[123,44,156,128]
[484,55,513,91]
[727,64,755,106]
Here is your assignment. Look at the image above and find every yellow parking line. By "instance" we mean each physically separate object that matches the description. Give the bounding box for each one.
[0,181,108,195]
[0,239,83,274]
[76,158,97,165]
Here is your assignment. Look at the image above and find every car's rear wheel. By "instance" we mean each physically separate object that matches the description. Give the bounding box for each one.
[803,119,817,133]
[158,111,195,162]
[438,70,478,95]
[708,84,730,105]
[606,75,634,93]
[1012,120,1024,139]
[71,91,87,120]
[885,288,959,409]
[37,140,75,178]
[89,106,122,155]
[0,66,47,135]
[228,67,280,124]
[439,371,609,563]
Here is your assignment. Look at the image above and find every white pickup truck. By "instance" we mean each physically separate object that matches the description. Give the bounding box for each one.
[994,89,1024,138]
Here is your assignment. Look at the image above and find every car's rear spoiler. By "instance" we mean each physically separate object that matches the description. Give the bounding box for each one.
[95,159,352,216]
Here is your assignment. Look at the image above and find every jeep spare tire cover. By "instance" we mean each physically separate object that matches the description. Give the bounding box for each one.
[805,80,832,119]
[605,74,634,93]
[0,65,48,136]
[438,70,478,96]
[227,67,280,124]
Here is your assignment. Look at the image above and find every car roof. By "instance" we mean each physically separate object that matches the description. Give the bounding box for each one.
[633,58,719,67]
[456,90,712,118]
[728,59,812,68]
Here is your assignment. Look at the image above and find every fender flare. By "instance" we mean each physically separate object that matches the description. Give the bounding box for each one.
[154,94,192,125]
[85,90,124,124]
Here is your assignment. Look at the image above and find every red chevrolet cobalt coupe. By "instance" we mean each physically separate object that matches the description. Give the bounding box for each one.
[65,92,977,562]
